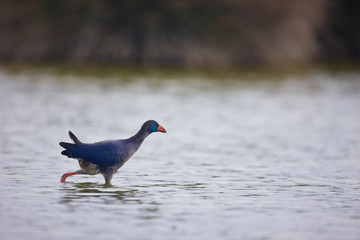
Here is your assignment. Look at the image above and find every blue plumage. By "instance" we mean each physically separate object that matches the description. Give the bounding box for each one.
[59,120,166,184]
[64,141,123,167]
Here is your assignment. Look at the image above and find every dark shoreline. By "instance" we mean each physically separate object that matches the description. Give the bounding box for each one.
[0,0,358,67]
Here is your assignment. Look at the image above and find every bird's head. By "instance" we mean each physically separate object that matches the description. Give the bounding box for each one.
[144,120,167,134]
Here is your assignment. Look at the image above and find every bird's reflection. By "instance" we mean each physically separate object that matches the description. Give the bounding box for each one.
[59,180,208,208]
[59,182,147,204]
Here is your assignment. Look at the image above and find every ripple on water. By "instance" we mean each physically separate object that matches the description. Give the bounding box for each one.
[0,68,360,240]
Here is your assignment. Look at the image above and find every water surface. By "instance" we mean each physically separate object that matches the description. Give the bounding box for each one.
[0,67,359,240]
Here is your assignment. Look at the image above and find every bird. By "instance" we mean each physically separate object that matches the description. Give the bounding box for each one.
[59,120,166,185]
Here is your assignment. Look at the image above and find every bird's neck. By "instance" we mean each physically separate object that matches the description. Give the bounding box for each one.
[130,125,150,142]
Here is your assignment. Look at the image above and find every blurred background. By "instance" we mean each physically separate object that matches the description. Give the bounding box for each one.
[0,0,359,68]
[1,1,360,240]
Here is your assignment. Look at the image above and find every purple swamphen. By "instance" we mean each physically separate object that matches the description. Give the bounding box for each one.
[59,120,166,185]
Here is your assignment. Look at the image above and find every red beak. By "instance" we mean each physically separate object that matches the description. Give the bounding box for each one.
[158,125,167,133]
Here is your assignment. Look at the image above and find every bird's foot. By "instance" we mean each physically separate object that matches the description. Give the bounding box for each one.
[103,183,114,188]
[60,172,77,182]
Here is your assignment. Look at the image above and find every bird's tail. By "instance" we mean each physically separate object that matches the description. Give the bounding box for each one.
[59,131,83,158]
[68,131,82,145]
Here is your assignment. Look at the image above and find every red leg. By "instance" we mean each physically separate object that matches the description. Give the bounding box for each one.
[60,172,77,182]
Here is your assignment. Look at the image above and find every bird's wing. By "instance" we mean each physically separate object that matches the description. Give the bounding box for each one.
[66,141,122,167]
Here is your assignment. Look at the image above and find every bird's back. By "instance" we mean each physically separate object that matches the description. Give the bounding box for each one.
[60,130,148,168]
[61,140,123,167]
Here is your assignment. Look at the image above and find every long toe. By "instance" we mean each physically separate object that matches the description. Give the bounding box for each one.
[60,174,68,182]
[60,174,67,182]
[60,172,76,182]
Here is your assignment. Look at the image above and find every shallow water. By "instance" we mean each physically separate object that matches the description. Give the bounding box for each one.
[0,66,359,240]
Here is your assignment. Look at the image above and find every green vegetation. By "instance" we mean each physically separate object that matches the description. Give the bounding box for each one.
[0,0,358,68]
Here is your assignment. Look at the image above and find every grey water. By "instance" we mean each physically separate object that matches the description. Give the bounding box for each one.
[0,66,359,240]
